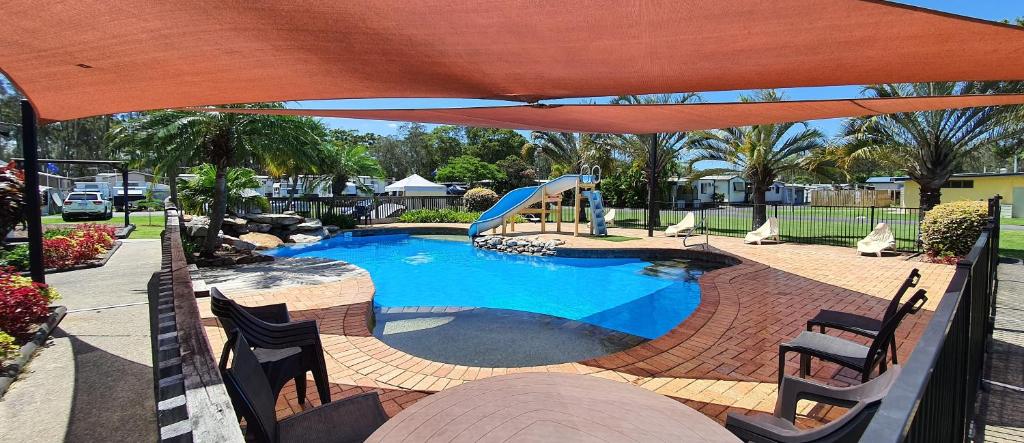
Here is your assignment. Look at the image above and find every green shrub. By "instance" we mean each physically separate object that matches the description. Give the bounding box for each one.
[320,212,356,229]
[920,201,989,258]
[0,245,30,271]
[464,188,499,211]
[43,228,74,239]
[0,331,18,362]
[399,209,482,223]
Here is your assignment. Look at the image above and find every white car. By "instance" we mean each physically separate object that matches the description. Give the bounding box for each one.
[62,192,113,221]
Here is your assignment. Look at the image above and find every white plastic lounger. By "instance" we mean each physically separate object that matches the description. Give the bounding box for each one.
[665,212,696,237]
[858,222,896,257]
[744,217,780,244]
[586,208,616,228]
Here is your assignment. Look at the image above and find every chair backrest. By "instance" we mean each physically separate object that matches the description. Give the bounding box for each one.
[767,217,779,235]
[210,287,317,350]
[870,222,895,243]
[865,289,927,377]
[680,212,695,229]
[880,269,921,325]
[222,335,281,443]
[787,366,902,441]
[604,208,616,221]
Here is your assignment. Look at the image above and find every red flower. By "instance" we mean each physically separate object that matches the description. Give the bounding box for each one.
[0,269,50,338]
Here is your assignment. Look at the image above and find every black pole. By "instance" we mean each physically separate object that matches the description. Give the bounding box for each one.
[122,167,130,227]
[21,100,45,283]
[647,133,657,237]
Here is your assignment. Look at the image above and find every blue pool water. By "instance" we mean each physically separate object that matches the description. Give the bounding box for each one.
[267,234,709,339]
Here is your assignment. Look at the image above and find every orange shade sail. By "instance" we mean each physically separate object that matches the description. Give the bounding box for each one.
[2,1,1024,123]
[189,94,1024,134]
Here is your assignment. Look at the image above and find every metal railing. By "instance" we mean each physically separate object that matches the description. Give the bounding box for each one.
[598,203,923,252]
[860,196,1001,442]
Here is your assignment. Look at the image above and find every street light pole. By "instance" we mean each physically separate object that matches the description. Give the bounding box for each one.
[21,100,45,283]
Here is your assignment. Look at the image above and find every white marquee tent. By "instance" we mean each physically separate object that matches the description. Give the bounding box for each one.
[384,174,448,197]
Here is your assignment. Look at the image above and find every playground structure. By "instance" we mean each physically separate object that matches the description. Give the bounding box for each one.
[468,166,609,237]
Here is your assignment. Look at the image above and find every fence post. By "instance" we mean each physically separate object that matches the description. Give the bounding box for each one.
[870,205,875,229]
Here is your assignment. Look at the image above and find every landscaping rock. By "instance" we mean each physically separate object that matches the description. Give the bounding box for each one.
[325,225,340,233]
[218,234,257,252]
[249,223,273,233]
[288,233,323,243]
[184,216,210,238]
[240,232,284,250]
[245,213,304,226]
[473,235,559,256]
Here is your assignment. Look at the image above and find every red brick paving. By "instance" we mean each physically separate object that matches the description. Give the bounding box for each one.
[199,229,954,426]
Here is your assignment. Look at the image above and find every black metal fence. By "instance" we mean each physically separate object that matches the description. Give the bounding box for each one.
[220,195,925,251]
[593,203,923,252]
[860,196,1001,442]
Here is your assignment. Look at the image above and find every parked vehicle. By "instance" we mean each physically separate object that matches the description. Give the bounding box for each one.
[62,192,113,221]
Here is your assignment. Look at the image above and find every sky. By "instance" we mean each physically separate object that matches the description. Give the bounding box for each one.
[287,0,1024,139]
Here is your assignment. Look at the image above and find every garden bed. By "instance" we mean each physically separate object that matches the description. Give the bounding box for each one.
[0,306,66,398]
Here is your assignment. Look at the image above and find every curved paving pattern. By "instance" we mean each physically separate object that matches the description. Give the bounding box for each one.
[198,227,955,425]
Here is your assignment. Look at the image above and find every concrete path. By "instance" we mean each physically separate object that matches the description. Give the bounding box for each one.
[979,257,1024,442]
[0,240,161,443]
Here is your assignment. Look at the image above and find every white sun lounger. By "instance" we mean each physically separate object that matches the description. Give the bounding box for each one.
[665,212,696,237]
[587,208,616,228]
[744,217,780,244]
[857,222,896,257]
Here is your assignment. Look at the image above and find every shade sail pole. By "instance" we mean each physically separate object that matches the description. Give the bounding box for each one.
[647,134,657,238]
[21,100,45,283]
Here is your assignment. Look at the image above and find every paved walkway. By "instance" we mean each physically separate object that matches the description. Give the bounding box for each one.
[0,240,161,442]
[979,258,1024,442]
[199,225,955,427]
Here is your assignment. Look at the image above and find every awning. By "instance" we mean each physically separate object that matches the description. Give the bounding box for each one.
[3,1,1024,123]
[188,94,1024,134]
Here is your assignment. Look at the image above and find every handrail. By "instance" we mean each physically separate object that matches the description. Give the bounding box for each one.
[151,200,243,442]
[860,196,1000,442]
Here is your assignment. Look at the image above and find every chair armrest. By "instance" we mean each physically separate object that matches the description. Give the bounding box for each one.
[278,392,388,442]
[242,303,291,324]
[777,375,860,422]
[725,412,795,443]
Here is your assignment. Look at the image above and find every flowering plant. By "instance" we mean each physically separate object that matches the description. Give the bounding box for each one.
[41,224,117,269]
[0,267,56,339]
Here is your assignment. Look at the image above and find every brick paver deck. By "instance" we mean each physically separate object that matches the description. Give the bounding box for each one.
[198,225,955,427]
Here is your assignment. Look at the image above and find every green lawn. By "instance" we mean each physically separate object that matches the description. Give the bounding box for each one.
[1001,217,1024,226]
[41,214,165,239]
[1000,228,1024,259]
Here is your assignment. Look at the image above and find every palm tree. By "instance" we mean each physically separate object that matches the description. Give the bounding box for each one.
[108,104,323,256]
[604,93,701,227]
[841,82,1024,211]
[524,132,611,177]
[321,142,384,196]
[689,90,829,228]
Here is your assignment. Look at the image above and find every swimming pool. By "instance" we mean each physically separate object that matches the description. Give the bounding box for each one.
[267,233,712,340]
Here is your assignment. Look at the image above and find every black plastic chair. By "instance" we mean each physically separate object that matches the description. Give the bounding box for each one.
[806,268,920,365]
[223,335,388,443]
[726,366,901,442]
[779,289,926,384]
[211,287,331,406]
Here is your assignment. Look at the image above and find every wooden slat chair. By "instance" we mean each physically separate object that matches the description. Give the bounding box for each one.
[211,287,331,406]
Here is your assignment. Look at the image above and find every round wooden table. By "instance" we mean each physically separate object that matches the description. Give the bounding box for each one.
[367,372,742,442]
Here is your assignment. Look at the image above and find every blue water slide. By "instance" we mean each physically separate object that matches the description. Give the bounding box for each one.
[586,190,608,235]
[468,174,580,236]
